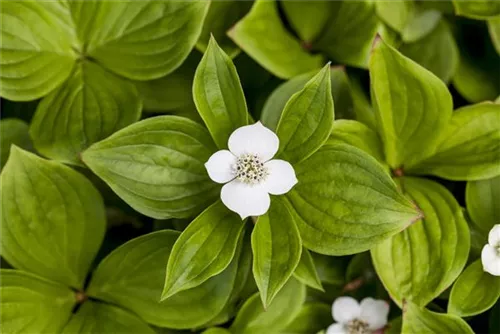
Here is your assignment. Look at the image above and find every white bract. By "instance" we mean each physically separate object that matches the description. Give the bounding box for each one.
[326,297,389,334]
[205,122,297,219]
[481,224,500,276]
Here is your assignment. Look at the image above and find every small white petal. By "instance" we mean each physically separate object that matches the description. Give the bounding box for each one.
[488,224,500,246]
[326,323,347,334]
[482,244,500,276]
[220,180,270,219]
[359,297,390,330]
[332,296,361,324]
[228,122,279,161]
[263,160,298,195]
[205,150,236,184]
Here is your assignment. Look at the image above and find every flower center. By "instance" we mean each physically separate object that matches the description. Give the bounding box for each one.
[347,319,370,334]
[232,153,268,185]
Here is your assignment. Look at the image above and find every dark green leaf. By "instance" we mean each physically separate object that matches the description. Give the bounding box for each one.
[372,177,470,307]
[276,65,334,163]
[252,197,302,307]
[30,61,141,165]
[162,201,245,299]
[281,1,331,43]
[466,175,500,234]
[63,301,155,334]
[1,148,105,289]
[82,116,219,219]
[281,303,332,334]
[0,269,74,334]
[193,36,248,148]
[286,144,419,255]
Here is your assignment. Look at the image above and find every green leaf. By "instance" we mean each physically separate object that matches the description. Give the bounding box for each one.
[228,0,324,79]
[0,269,74,334]
[370,38,453,169]
[402,302,474,334]
[466,175,500,234]
[452,21,500,103]
[69,0,209,80]
[327,120,385,164]
[276,65,334,164]
[281,1,331,43]
[196,1,252,58]
[315,1,379,68]
[449,259,500,317]
[193,36,248,148]
[408,103,500,180]
[82,116,219,219]
[87,230,244,329]
[162,201,245,299]
[371,177,470,307]
[313,253,348,286]
[252,197,302,307]
[0,1,76,101]
[376,0,415,33]
[400,21,458,83]
[1,147,105,289]
[452,0,500,19]
[63,301,155,334]
[0,119,32,169]
[230,278,306,334]
[281,303,332,334]
[293,248,324,291]
[489,18,500,55]
[203,329,231,334]
[401,10,442,43]
[286,144,420,255]
[261,67,354,132]
[30,61,141,165]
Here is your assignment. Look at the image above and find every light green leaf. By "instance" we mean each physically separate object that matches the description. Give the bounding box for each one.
[63,301,155,334]
[293,248,324,291]
[327,120,385,164]
[400,21,458,83]
[87,230,244,329]
[230,278,306,334]
[0,269,74,334]
[261,67,354,132]
[286,144,419,255]
[228,0,324,79]
[1,148,105,289]
[196,1,252,58]
[281,303,332,334]
[0,119,32,169]
[371,177,470,307]
[370,38,453,169]
[30,61,141,165]
[134,52,200,113]
[69,0,209,80]
[252,197,302,307]
[281,1,331,43]
[314,0,379,68]
[193,36,248,148]
[408,103,500,181]
[466,175,500,234]
[452,0,500,19]
[82,116,219,219]
[162,201,245,299]
[489,18,500,55]
[402,302,474,334]
[452,21,500,103]
[376,0,415,33]
[401,10,442,43]
[276,65,334,164]
[0,1,76,101]
[449,259,500,317]
[203,329,231,334]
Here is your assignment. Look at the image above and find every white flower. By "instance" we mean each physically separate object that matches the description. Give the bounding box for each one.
[326,297,389,334]
[205,122,297,219]
[481,224,500,276]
